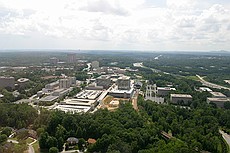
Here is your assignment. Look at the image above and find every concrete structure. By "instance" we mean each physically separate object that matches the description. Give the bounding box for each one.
[67,53,76,63]
[109,88,134,99]
[39,95,59,102]
[17,78,29,88]
[45,81,59,91]
[59,79,71,89]
[210,92,227,98]
[91,61,99,69]
[50,57,59,65]
[86,83,104,90]
[0,76,15,89]
[75,90,102,100]
[170,94,193,105]
[207,98,230,108]
[96,75,111,89]
[68,77,76,86]
[54,98,97,113]
[145,84,164,104]
[157,87,176,96]
[198,87,213,92]
[117,76,131,90]
[52,88,72,97]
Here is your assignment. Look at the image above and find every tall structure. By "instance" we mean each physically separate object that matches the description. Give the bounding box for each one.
[50,57,59,65]
[0,76,15,89]
[67,53,76,63]
[59,79,71,89]
[117,76,131,90]
[96,75,111,89]
[145,84,164,104]
[91,61,99,69]
[68,77,76,86]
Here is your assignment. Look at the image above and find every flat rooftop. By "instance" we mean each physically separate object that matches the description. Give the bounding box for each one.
[61,98,96,106]
[210,92,227,97]
[118,76,130,80]
[110,88,134,94]
[54,105,91,113]
[157,87,176,91]
[40,96,59,102]
[207,97,230,102]
[171,94,192,98]
[17,78,29,83]
[75,90,102,100]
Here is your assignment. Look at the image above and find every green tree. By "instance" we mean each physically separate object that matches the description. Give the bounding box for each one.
[49,147,59,153]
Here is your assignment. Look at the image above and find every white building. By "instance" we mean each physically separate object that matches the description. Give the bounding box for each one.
[210,92,227,98]
[45,81,59,91]
[96,75,111,89]
[17,78,29,88]
[207,98,230,108]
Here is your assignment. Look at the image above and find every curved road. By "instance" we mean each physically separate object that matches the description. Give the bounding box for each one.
[196,75,230,91]
[219,130,230,148]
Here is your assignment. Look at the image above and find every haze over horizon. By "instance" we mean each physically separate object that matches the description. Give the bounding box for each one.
[0,0,230,51]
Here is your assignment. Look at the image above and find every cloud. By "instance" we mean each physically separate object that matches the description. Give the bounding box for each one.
[80,0,129,16]
[0,0,230,50]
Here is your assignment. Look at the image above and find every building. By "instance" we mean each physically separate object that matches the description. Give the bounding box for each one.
[68,77,76,86]
[67,53,76,63]
[91,61,99,69]
[117,76,131,90]
[0,76,15,89]
[198,87,212,92]
[109,88,134,99]
[210,92,227,98]
[59,79,71,89]
[157,87,176,96]
[39,95,59,103]
[45,81,59,91]
[170,94,193,105]
[207,97,230,108]
[50,57,59,65]
[86,83,104,90]
[96,75,111,89]
[52,88,72,97]
[74,90,102,100]
[17,78,29,88]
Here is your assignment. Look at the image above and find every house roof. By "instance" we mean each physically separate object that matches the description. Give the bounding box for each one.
[87,138,96,144]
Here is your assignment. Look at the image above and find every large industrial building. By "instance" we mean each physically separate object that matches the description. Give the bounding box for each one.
[170,94,193,105]
[117,76,131,90]
[210,92,227,98]
[0,76,15,89]
[59,79,71,89]
[96,75,111,89]
[207,97,230,108]
[157,87,176,96]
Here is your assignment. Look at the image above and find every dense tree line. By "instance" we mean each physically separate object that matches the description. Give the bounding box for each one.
[0,103,38,129]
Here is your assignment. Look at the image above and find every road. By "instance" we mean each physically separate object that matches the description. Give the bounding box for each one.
[219,130,230,148]
[27,138,37,153]
[196,75,230,91]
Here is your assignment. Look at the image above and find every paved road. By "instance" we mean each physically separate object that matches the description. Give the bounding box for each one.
[219,130,230,147]
[196,75,230,90]
[27,138,37,153]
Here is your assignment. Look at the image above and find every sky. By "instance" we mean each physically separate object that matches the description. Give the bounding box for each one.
[0,0,230,51]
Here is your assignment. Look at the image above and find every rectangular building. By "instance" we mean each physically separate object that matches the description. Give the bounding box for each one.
[117,76,130,90]
[170,94,192,105]
[96,75,111,89]
[207,98,230,108]
[210,92,227,98]
[59,79,71,89]
[157,87,176,96]
[0,76,15,89]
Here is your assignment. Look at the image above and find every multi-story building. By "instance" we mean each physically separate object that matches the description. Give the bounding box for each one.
[59,79,71,88]
[68,77,76,86]
[0,76,15,89]
[157,87,176,96]
[117,76,130,90]
[67,53,76,63]
[207,97,230,108]
[96,75,111,89]
[170,94,192,105]
[45,81,59,91]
